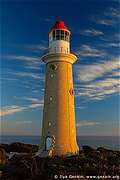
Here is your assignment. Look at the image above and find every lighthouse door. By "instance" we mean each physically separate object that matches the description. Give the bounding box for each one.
[45,136,53,150]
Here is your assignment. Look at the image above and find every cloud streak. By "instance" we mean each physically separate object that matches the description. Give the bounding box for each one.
[76,57,119,82]
[22,44,47,54]
[40,17,53,22]
[76,78,119,100]
[96,19,117,26]
[4,55,39,62]
[14,72,44,80]
[0,98,44,117]
[92,7,119,26]
[104,7,120,18]
[76,121,101,127]
[29,103,43,108]
[76,45,106,58]
[23,97,44,108]
[74,57,120,100]
[0,106,26,117]
[80,29,104,36]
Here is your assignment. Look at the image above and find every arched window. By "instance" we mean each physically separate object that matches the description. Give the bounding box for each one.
[45,136,53,150]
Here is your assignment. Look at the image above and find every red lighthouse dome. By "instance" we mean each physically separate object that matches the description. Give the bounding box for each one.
[51,20,69,30]
[49,20,70,33]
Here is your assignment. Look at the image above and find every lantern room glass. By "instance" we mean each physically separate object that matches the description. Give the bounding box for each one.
[51,30,69,41]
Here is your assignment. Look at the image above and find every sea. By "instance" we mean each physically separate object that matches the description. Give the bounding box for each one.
[0,136,120,150]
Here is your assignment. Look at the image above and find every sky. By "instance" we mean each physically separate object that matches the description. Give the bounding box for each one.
[0,0,120,136]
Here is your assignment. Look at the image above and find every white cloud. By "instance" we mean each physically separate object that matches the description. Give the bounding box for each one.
[76,78,119,100]
[40,17,53,22]
[24,65,41,70]
[76,121,101,127]
[76,45,106,58]
[95,19,117,26]
[0,98,44,117]
[105,7,120,18]
[14,72,42,80]
[75,106,86,109]
[32,90,39,93]
[91,7,119,26]
[28,44,47,51]
[23,44,47,53]
[101,33,120,42]
[23,97,44,108]
[2,54,44,73]
[74,57,120,100]
[107,43,119,47]
[23,97,40,103]
[98,35,119,49]
[5,55,39,62]
[29,103,43,108]
[80,29,104,36]
[0,105,26,117]
[0,77,18,81]
[76,57,119,82]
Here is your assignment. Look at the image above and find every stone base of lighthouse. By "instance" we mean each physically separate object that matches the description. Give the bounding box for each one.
[38,53,79,157]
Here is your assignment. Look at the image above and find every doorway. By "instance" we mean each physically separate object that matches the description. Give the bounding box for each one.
[45,136,53,151]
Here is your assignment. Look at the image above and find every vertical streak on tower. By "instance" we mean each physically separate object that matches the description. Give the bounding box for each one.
[40,20,79,156]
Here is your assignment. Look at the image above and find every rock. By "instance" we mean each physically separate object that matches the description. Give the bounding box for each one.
[82,146,95,154]
[0,145,120,180]
[97,147,115,153]
[0,142,39,153]
[1,154,34,180]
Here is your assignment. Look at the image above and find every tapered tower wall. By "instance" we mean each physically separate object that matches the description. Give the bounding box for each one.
[40,54,79,155]
[39,20,79,156]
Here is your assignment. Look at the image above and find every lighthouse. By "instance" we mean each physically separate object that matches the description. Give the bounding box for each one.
[39,20,79,156]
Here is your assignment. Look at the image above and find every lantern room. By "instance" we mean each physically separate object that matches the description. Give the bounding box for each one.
[48,20,70,54]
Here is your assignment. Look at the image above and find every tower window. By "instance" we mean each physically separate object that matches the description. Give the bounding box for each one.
[69,88,74,95]
[45,136,53,151]
[50,96,53,101]
[48,122,51,126]
[50,64,57,70]
[50,74,54,78]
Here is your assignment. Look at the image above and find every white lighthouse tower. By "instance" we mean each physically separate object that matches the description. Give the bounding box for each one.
[39,20,79,156]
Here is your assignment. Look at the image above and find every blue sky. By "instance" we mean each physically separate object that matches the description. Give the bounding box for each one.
[0,0,120,136]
